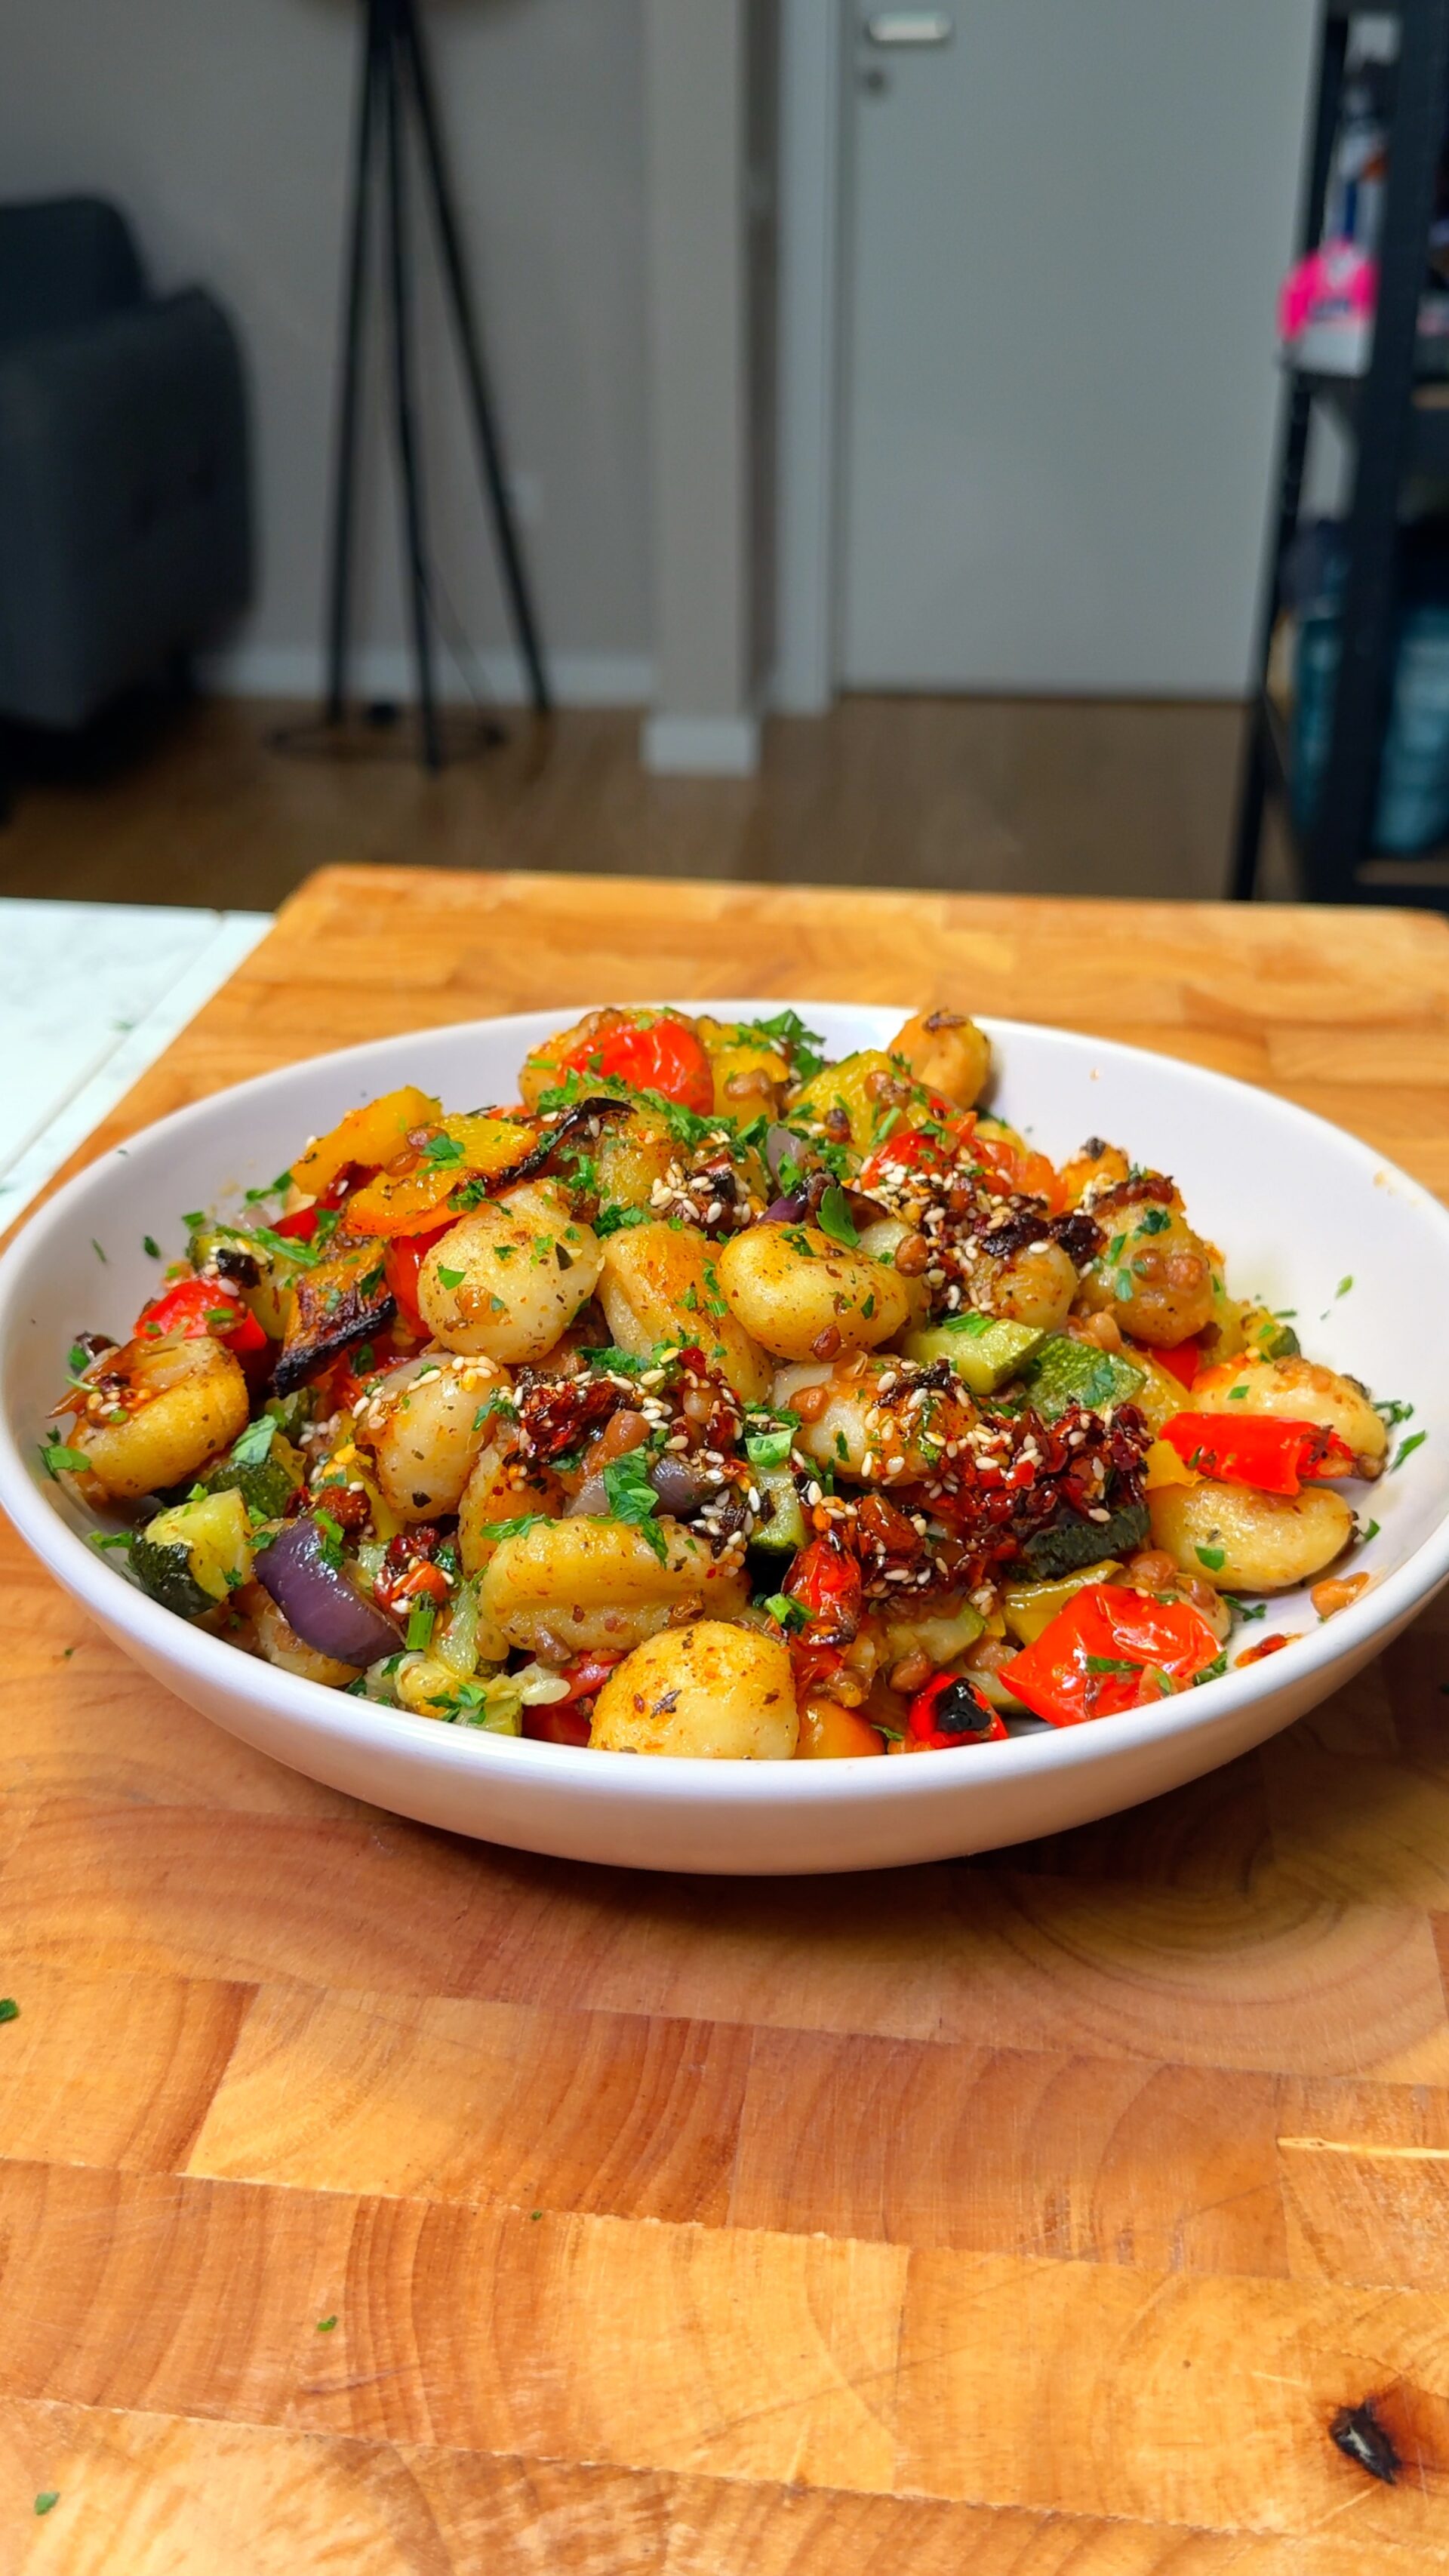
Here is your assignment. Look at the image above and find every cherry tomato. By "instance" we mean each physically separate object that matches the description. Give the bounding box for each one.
[786,1535,863,1639]
[383,1220,457,1334]
[858,1125,957,1192]
[134,1276,267,1357]
[1001,1582,1221,1727]
[957,1116,1066,1211]
[905,1671,1007,1750]
[558,1011,714,1117]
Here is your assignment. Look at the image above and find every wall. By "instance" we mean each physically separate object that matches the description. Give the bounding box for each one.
[0,0,652,702]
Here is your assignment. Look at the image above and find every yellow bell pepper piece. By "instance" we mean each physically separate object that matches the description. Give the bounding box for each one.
[291,1085,441,1196]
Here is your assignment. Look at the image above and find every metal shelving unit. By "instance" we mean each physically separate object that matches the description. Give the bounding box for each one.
[1232,0,1449,901]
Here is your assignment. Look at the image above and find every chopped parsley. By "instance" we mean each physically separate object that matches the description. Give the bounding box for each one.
[436,1266,466,1290]
[229,1414,277,1467]
[601,1450,669,1559]
[245,1169,293,1202]
[745,1420,796,1472]
[1195,1545,1226,1571]
[249,1224,323,1269]
[0,1998,18,2024]
[758,1591,808,1630]
[316,2315,338,2332]
[34,2492,59,2518]
[1136,1207,1171,1236]
[1335,1275,1353,1300]
[39,1440,90,1478]
[420,1132,466,1166]
[91,1238,107,1263]
[313,1510,345,1569]
[1362,1519,1380,1542]
[1393,1430,1427,1472]
[1083,1654,1140,1678]
[595,1204,649,1236]
[485,1513,553,1545]
[142,1233,162,1259]
[742,1008,826,1081]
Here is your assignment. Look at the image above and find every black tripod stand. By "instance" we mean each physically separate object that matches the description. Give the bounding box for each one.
[320,0,549,768]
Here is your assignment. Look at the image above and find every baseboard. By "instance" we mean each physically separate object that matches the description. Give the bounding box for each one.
[640,712,761,776]
[197,642,654,709]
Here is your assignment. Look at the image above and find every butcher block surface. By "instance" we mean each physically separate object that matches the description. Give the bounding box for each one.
[5,866,1449,2571]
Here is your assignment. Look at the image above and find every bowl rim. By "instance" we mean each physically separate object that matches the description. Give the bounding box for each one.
[2,1000,1447,1811]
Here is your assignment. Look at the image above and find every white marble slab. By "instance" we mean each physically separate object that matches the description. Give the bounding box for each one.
[0,901,269,1224]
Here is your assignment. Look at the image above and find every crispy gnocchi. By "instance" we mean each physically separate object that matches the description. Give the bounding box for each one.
[48,1005,1406,1755]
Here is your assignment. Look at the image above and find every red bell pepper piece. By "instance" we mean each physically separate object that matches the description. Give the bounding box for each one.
[1160,1411,1353,1496]
[1001,1582,1222,1728]
[906,1671,1007,1749]
[1155,1336,1202,1390]
[557,1012,715,1117]
[134,1276,267,1357]
[383,1220,457,1334]
[272,1170,356,1244]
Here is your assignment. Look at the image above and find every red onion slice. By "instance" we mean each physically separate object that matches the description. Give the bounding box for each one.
[254,1515,400,1668]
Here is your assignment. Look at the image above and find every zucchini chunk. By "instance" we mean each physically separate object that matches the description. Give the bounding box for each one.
[198,1417,305,1519]
[1022,1334,1145,1423]
[1019,1499,1149,1581]
[131,1487,254,1618]
[901,1315,1047,1395]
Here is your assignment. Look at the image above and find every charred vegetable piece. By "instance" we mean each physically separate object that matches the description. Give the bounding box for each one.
[1018,1498,1149,1582]
[901,1314,1047,1395]
[906,1672,1007,1749]
[131,1487,254,1618]
[1023,1334,1145,1423]
[272,1242,396,1396]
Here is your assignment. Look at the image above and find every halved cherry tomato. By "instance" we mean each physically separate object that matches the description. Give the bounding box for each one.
[957,1115,1066,1212]
[858,1124,957,1192]
[860,1112,1064,1211]
[133,1276,267,1357]
[1001,1582,1221,1728]
[557,1012,714,1117]
[1160,1412,1353,1497]
[905,1671,1007,1749]
[786,1535,863,1637]
[1154,1336,1202,1390]
[383,1220,457,1334]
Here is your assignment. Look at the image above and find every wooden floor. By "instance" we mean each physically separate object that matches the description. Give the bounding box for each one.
[0,694,1257,913]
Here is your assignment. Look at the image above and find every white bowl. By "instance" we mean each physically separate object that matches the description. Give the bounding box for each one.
[2,1005,1446,1876]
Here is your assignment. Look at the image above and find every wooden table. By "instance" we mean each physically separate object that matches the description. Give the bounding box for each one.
[6,866,1449,2574]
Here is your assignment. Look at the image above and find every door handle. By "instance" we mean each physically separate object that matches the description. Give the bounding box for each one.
[863,11,954,43]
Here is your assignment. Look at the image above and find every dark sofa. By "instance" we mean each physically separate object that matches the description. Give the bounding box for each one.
[0,195,251,748]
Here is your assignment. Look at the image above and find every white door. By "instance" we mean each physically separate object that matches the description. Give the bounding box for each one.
[838,2,1317,694]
